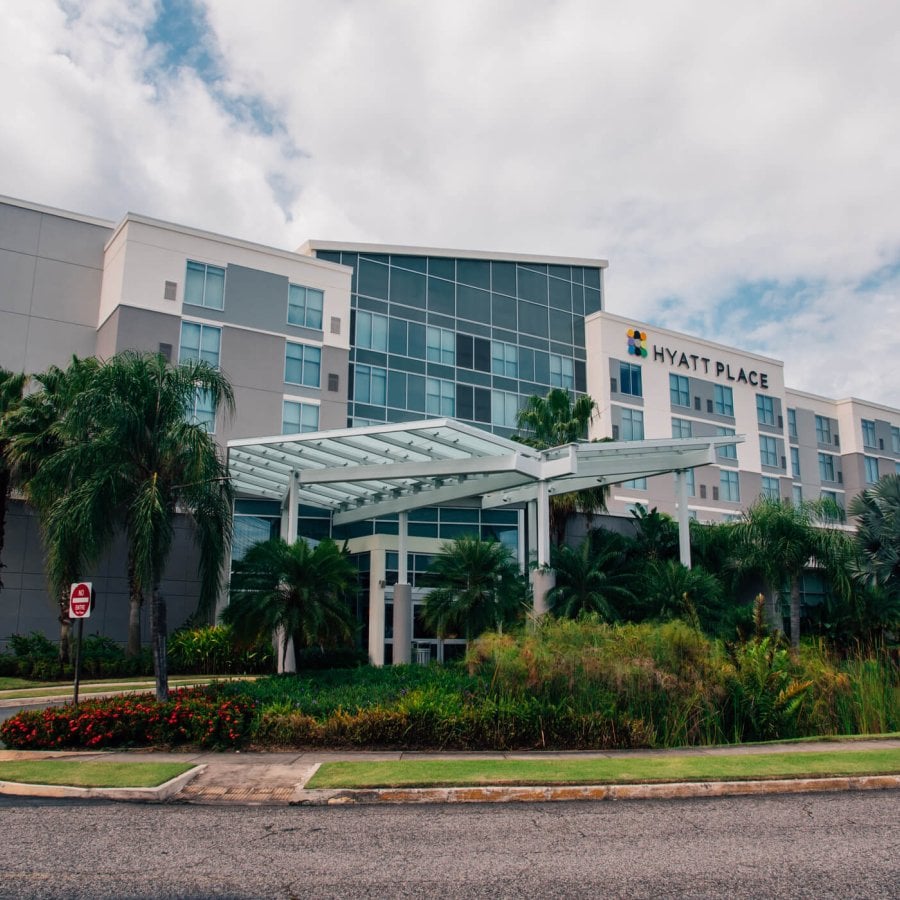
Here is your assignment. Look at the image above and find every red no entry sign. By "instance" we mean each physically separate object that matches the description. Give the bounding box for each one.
[69,582,92,619]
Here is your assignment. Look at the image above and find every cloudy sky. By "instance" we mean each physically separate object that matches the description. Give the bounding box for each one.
[3,1,899,406]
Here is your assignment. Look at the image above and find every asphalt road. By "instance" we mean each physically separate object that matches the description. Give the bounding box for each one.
[0,791,897,898]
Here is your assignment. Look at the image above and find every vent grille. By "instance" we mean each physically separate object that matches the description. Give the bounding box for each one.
[330,316,341,335]
[158,343,172,362]
[327,373,340,392]
[164,281,177,301]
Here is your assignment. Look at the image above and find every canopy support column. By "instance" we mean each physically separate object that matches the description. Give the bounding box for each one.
[393,511,412,665]
[530,481,554,617]
[276,471,299,673]
[674,469,692,569]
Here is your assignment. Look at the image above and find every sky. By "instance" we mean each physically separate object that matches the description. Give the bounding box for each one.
[2,0,899,407]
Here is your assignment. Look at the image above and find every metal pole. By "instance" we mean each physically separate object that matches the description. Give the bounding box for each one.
[72,617,84,705]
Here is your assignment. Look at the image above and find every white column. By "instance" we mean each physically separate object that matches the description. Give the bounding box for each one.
[526,500,538,568]
[516,508,526,573]
[398,511,408,584]
[675,469,692,569]
[275,472,299,673]
[531,481,554,617]
[393,511,412,665]
[368,552,386,666]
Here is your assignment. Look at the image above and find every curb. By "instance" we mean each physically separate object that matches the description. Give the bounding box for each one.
[294,774,900,806]
[0,764,205,802]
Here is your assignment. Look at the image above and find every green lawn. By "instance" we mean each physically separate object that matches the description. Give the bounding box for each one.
[0,674,258,700]
[0,760,194,788]
[307,748,900,789]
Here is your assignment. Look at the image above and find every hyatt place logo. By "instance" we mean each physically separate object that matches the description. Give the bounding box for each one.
[626,327,648,358]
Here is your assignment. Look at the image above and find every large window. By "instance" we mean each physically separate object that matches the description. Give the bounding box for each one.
[892,425,900,454]
[861,419,877,449]
[714,384,734,417]
[619,362,643,397]
[620,408,644,441]
[282,400,319,434]
[815,415,832,445]
[864,455,879,484]
[790,446,801,479]
[492,390,520,428]
[284,342,321,387]
[756,394,776,426]
[491,341,518,377]
[716,426,737,459]
[549,354,575,390]
[760,476,780,500]
[355,310,388,351]
[288,284,324,329]
[720,470,740,503]
[353,363,387,405]
[787,407,797,440]
[671,417,692,439]
[184,260,225,310]
[818,452,835,483]
[792,485,803,507]
[426,377,455,417]
[759,434,779,468]
[179,321,221,366]
[426,326,454,365]
[669,374,690,408]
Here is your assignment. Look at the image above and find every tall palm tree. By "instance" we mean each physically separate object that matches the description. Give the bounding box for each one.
[421,536,526,640]
[849,473,900,600]
[732,497,847,649]
[514,388,607,543]
[35,351,234,699]
[0,367,27,594]
[224,538,356,670]
[546,531,637,619]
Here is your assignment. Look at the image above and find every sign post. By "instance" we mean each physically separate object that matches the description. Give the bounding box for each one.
[69,582,93,704]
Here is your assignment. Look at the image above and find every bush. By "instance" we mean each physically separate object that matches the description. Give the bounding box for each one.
[0,685,256,750]
[168,624,273,675]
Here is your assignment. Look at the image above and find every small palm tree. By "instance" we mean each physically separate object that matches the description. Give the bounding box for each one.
[421,536,526,640]
[547,531,637,620]
[224,538,356,670]
[849,473,900,599]
[640,559,724,631]
[0,367,27,594]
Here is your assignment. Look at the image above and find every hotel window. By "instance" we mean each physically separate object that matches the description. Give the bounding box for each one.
[818,452,835,483]
[792,485,803,507]
[674,469,696,496]
[672,417,692,439]
[669,374,690,408]
[787,408,797,440]
[288,284,324,329]
[790,446,801,479]
[820,489,840,507]
[892,426,900,454]
[620,408,644,441]
[179,321,221,367]
[759,435,779,468]
[714,384,734,417]
[491,341,518,377]
[619,362,643,397]
[356,310,388,351]
[760,476,780,501]
[550,354,575,390]
[623,477,647,490]
[864,456,879,484]
[716,426,737,459]
[285,342,321,387]
[720,470,740,503]
[815,415,831,444]
[184,261,225,310]
[354,363,387,405]
[492,390,520,428]
[426,377,455,417]
[861,419,877,449]
[426,326,455,365]
[282,401,319,434]
[756,394,776,426]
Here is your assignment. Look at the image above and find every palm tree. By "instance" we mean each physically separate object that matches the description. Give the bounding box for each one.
[0,367,27,594]
[849,473,900,600]
[223,538,356,670]
[33,351,234,699]
[639,559,724,632]
[630,505,679,563]
[421,536,526,640]
[732,497,847,649]
[546,531,637,619]
[514,388,607,543]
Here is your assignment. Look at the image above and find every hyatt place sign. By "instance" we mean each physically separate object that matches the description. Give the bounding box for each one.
[627,328,770,390]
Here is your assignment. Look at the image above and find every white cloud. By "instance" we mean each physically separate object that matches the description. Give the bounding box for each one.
[1,0,899,404]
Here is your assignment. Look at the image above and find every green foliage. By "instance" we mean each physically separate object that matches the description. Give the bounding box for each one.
[167,624,273,675]
[850,473,900,611]
[421,536,527,640]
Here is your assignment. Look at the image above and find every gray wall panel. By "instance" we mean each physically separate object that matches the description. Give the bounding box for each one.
[219,263,291,333]
[36,215,110,268]
[0,312,29,371]
[112,305,181,356]
[30,257,103,327]
[0,203,42,255]
[0,247,37,314]
[23,318,97,374]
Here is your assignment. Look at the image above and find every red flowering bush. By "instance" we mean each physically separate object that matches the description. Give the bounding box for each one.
[0,686,256,750]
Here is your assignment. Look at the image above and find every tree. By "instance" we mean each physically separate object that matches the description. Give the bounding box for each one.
[546,530,637,620]
[223,538,356,670]
[421,536,526,640]
[514,389,607,543]
[849,473,900,599]
[732,497,846,649]
[31,352,234,699]
[0,367,27,594]
[639,559,724,633]
[630,505,679,563]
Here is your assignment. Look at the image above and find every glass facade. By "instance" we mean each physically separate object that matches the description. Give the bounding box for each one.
[314,249,599,436]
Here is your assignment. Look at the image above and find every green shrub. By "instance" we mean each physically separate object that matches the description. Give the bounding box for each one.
[168,624,273,675]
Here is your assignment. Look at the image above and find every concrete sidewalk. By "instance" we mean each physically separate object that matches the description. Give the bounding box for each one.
[2,738,899,806]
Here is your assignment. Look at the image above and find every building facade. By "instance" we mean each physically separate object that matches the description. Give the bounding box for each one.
[2,195,899,656]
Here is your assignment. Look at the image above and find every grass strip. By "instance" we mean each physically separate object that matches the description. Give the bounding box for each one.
[0,760,193,788]
[0,675,258,700]
[307,748,900,790]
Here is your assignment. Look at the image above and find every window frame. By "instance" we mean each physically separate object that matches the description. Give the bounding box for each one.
[759,434,778,468]
[756,394,776,427]
[284,341,322,388]
[619,361,643,398]
[669,374,690,408]
[184,260,225,310]
[714,384,734,417]
[287,283,324,330]
[282,400,320,435]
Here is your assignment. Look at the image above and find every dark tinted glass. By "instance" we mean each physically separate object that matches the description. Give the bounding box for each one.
[456,333,474,368]
[456,384,474,419]
[358,259,389,299]
[473,337,491,372]
[575,361,587,393]
[315,251,341,264]
[428,257,455,279]
[457,284,489,321]
[390,255,427,273]
[550,310,573,344]
[408,323,426,358]
[519,301,548,336]
[457,258,490,289]
[573,317,586,348]
[534,350,550,384]
[427,277,455,315]
[492,294,517,330]
[518,347,535,381]
[585,288,601,314]
[407,374,425,411]
[491,261,516,296]
[548,264,571,281]
[391,266,426,307]
[474,387,491,422]
[389,318,408,354]
[388,371,406,408]
[583,267,601,289]
[549,277,572,310]
[517,267,548,304]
